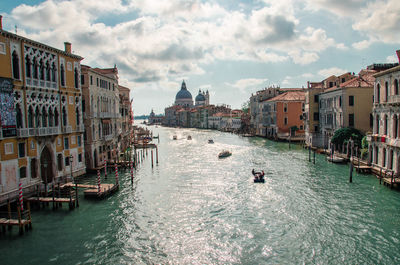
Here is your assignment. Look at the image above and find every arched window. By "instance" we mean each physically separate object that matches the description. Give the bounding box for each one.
[54,108,59,126]
[62,106,67,126]
[16,104,23,128]
[76,107,80,125]
[39,59,44,80]
[376,83,380,103]
[48,108,54,127]
[393,115,398,139]
[35,107,40,128]
[42,106,47,127]
[32,57,38,79]
[374,146,379,164]
[385,81,389,102]
[25,55,31,78]
[46,61,51,81]
[60,64,65,86]
[28,106,34,128]
[384,115,388,135]
[383,148,387,167]
[395,79,399,95]
[74,68,79,88]
[12,51,20,79]
[51,62,56,82]
[375,115,380,134]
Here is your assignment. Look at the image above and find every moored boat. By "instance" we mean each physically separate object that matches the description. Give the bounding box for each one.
[208,139,214,144]
[187,135,192,140]
[218,150,232,158]
[173,135,177,140]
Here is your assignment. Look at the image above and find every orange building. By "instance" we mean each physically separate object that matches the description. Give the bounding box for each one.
[263,91,306,140]
[0,16,85,204]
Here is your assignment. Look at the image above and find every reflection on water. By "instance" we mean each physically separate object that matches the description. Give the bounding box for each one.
[1,125,400,264]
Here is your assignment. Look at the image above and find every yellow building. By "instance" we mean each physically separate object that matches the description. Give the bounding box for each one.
[0,17,85,204]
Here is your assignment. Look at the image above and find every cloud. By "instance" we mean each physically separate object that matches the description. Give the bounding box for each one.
[225,78,268,93]
[386,55,398,63]
[352,39,374,50]
[318,67,348,77]
[289,50,319,65]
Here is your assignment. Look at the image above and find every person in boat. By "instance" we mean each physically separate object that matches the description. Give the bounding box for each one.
[260,171,265,180]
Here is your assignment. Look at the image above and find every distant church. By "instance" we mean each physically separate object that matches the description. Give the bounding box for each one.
[174,80,209,108]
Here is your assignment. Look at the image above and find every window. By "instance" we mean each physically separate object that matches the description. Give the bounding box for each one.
[81,74,84,85]
[57,154,63,171]
[82,100,85,113]
[51,62,56,82]
[19,167,27,178]
[18,142,25,158]
[74,68,79,88]
[339,96,342,107]
[62,107,67,126]
[314,94,319,103]
[25,55,31,78]
[65,156,70,166]
[90,75,93,85]
[96,78,99,87]
[78,135,82,147]
[370,113,373,128]
[349,96,354,106]
[341,78,345,83]
[12,51,20,79]
[76,107,80,125]
[395,79,399,95]
[16,104,23,128]
[314,125,318,132]
[33,57,38,79]
[376,83,380,103]
[5,143,14,155]
[313,112,319,121]
[64,137,69,149]
[46,61,50,81]
[31,158,37,178]
[349,113,354,127]
[385,81,389,102]
[78,153,82,162]
[284,104,287,113]
[284,117,288,125]
[300,125,303,130]
[60,64,65,86]
[329,81,333,87]
[300,115,303,120]
[39,59,44,80]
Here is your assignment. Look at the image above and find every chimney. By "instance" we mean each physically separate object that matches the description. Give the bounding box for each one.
[396,50,400,63]
[0,15,3,30]
[64,42,71,53]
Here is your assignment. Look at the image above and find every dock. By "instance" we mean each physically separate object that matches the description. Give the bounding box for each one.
[83,183,119,199]
[0,202,32,235]
[27,197,76,209]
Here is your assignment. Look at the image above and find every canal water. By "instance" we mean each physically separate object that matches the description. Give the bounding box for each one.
[1,125,400,264]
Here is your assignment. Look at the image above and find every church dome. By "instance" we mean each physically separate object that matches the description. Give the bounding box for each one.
[175,81,192,100]
[195,93,206,102]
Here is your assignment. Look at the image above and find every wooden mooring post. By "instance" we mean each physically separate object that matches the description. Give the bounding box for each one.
[75,182,79,208]
[349,163,353,183]
[308,146,311,162]
[151,149,154,168]
[380,168,382,184]
[313,150,316,164]
[156,146,159,164]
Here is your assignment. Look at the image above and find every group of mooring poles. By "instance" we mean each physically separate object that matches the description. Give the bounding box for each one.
[307,146,316,164]
[135,146,159,169]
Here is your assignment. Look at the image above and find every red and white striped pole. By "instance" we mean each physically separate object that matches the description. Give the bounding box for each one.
[104,159,107,179]
[97,169,101,193]
[18,181,24,211]
[115,164,119,185]
[130,161,134,184]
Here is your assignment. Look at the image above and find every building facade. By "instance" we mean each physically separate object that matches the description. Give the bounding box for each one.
[0,21,85,203]
[81,65,120,170]
[369,52,400,173]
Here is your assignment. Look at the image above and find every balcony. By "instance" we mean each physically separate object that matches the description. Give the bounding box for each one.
[62,126,72,134]
[77,124,85,132]
[39,127,60,136]
[104,134,113,141]
[17,128,29,137]
[388,95,400,105]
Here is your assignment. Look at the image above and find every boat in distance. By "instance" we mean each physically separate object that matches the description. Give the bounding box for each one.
[218,150,232,158]
[208,139,214,144]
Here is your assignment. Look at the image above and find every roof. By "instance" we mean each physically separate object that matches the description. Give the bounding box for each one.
[373,65,400,78]
[265,91,305,102]
[0,29,83,60]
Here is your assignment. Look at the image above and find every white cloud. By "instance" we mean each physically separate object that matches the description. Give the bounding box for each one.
[318,67,348,77]
[226,78,268,93]
[386,55,398,63]
[289,50,319,65]
[301,73,314,78]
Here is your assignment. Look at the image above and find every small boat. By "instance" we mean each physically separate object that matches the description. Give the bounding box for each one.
[208,139,214,144]
[173,135,177,140]
[326,155,347,163]
[187,135,192,140]
[218,150,232,158]
[254,178,265,183]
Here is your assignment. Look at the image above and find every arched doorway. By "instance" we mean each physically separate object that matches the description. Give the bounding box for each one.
[40,146,53,192]
[93,149,98,168]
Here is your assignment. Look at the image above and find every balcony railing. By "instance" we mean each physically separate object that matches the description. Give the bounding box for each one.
[17,128,29,137]
[77,124,85,132]
[388,95,400,104]
[62,126,72,134]
[104,134,113,141]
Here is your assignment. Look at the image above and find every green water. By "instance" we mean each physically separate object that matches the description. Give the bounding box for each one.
[1,126,400,264]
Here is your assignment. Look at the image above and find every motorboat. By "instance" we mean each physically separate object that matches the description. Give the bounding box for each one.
[173,135,177,140]
[253,177,265,183]
[187,135,192,140]
[326,155,347,163]
[218,150,232,158]
[208,139,214,144]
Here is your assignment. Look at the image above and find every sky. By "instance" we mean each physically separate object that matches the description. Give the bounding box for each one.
[1,0,400,115]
